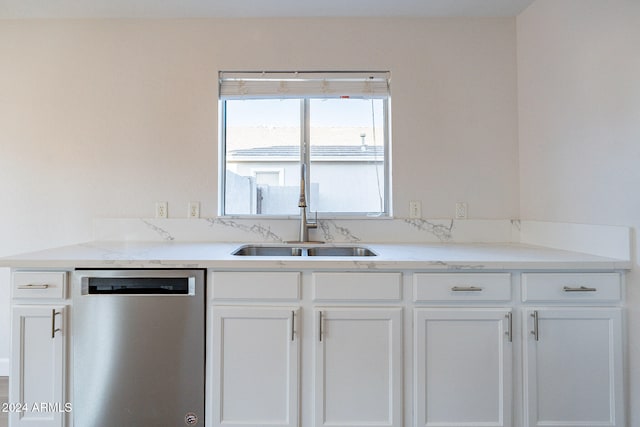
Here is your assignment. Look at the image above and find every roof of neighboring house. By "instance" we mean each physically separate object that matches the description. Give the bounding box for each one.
[228,145,384,158]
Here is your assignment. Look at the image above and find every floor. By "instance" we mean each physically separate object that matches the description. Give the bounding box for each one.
[0,377,7,427]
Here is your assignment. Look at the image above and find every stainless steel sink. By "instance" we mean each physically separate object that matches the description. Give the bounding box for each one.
[232,245,376,257]
[306,246,376,257]
[232,245,304,256]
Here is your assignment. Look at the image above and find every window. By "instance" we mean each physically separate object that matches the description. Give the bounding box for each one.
[219,71,390,217]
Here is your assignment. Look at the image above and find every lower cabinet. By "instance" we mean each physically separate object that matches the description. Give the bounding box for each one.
[210,307,300,427]
[414,308,513,427]
[314,308,403,427]
[7,268,627,427]
[9,305,66,427]
[522,308,624,427]
[209,306,403,427]
[208,271,626,427]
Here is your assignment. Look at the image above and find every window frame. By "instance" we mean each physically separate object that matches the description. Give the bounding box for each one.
[218,72,391,219]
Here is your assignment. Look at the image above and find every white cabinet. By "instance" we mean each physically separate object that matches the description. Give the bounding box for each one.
[522,307,624,427]
[210,271,404,427]
[210,307,299,427]
[314,307,403,427]
[521,272,625,427]
[210,271,301,427]
[9,270,68,427]
[9,305,66,427]
[209,270,626,427]
[414,308,513,427]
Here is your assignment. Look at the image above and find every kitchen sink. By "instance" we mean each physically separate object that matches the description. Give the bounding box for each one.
[306,246,376,257]
[232,245,304,256]
[232,245,376,257]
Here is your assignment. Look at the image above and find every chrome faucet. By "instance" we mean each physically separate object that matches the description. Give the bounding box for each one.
[297,163,317,243]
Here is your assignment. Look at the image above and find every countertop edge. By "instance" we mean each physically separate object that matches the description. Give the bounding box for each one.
[0,241,632,271]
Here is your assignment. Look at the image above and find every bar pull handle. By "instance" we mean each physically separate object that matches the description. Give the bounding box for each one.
[530,311,539,341]
[18,284,50,290]
[51,309,62,339]
[451,286,483,292]
[505,312,512,342]
[291,311,295,342]
[319,311,323,342]
[563,286,597,292]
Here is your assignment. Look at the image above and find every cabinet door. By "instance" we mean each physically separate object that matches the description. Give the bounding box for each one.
[414,308,513,427]
[211,307,299,427]
[9,305,66,427]
[315,307,403,427]
[523,308,624,427]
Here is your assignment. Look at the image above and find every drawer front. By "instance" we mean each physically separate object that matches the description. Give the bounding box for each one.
[521,273,621,303]
[312,272,402,301]
[12,271,67,299]
[414,273,512,302]
[212,271,300,301]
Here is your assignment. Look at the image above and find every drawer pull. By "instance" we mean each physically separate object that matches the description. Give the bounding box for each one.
[563,286,597,293]
[18,284,50,290]
[451,286,483,292]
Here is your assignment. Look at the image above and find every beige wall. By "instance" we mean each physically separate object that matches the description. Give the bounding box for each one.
[0,17,519,256]
[517,0,640,422]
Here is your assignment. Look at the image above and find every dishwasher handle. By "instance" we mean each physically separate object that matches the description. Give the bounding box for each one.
[84,277,195,295]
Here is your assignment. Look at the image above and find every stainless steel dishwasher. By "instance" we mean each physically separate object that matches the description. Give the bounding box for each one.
[72,269,205,427]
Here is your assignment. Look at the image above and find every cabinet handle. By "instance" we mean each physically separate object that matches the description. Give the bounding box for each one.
[291,311,295,342]
[505,312,512,342]
[530,311,539,341]
[51,309,62,339]
[563,286,597,292]
[319,311,323,342]
[451,286,483,292]
[18,284,50,290]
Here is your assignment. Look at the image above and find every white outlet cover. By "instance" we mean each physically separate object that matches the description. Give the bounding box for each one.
[409,200,422,219]
[455,202,467,219]
[188,201,200,218]
[155,201,168,218]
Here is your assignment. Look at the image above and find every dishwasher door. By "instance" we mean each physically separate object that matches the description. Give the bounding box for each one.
[72,269,205,427]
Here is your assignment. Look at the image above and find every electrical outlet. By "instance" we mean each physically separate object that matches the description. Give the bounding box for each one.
[155,201,168,219]
[188,201,200,219]
[409,200,422,219]
[455,202,468,219]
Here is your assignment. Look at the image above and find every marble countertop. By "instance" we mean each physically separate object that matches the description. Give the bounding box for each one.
[0,241,631,270]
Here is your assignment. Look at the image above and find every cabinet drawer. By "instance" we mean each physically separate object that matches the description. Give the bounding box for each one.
[312,272,402,301]
[12,271,67,299]
[521,273,621,303]
[413,273,511,302]
[211,271,300,301]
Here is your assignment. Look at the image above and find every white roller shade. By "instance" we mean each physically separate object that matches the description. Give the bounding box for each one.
[219,71,390,100]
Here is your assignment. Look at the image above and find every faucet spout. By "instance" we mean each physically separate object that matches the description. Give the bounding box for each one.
[297,163,317,242]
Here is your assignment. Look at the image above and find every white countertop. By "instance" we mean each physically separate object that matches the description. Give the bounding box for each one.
[0,241,631,270]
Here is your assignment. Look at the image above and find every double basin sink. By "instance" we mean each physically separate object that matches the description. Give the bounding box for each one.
[233,245,376,257]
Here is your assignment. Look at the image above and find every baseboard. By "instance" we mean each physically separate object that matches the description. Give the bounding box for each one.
[0,358,8,377]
